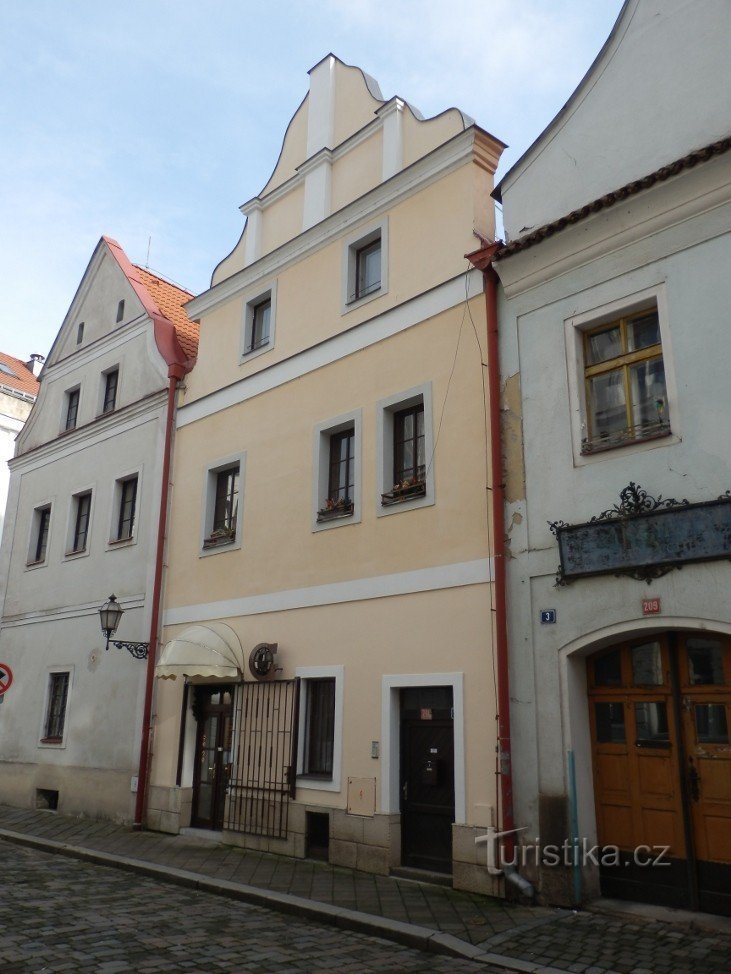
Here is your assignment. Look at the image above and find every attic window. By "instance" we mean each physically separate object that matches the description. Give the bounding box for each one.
[116,300,125,323]
[0,362,17,378]
[77,322,84,344]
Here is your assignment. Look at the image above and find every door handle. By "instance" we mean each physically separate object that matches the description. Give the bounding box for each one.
[688,759,700,802]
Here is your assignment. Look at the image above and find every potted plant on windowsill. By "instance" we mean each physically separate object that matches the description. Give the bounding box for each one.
[381,476,427,506]
[317,496,354,522]
[203,525,237,548]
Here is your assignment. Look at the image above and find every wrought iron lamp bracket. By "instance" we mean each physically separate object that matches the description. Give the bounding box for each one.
[105,636,149,660]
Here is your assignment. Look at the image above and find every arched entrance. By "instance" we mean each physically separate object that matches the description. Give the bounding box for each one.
[587,631,731,915]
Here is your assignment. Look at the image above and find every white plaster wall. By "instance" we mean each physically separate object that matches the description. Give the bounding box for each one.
[499,0,731,238]
[0,247,171,821]
[496,156,731,891]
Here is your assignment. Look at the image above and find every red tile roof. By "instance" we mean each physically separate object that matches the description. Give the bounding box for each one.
[134,266,199,361]
[0,351,40,399]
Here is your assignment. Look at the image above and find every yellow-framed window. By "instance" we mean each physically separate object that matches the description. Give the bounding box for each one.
[582,306,669,453]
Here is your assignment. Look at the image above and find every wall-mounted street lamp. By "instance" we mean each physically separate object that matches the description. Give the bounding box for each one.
[99,595,149,660]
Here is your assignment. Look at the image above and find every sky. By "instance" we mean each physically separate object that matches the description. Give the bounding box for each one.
[0,0,624,363]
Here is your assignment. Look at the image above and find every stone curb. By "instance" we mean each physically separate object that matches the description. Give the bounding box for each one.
[0,826,544,972]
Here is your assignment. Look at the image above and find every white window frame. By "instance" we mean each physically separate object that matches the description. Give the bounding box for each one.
[312,409,362,532]
[200,451,246,556]
[107,468,142,548]
[65,486,94,558]
[241,281,277,363]
[376,382,435,517]
[98,364,121,416]
[341,218,389,314]
[296,665,344,793]
[38,666,74,749]
[26,500,53,568]
[564,283,679,466]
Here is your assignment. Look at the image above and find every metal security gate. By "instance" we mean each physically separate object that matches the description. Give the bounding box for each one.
[224,679,300,839]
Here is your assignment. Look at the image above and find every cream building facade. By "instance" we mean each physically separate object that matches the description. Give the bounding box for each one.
[0,237,197,822]
[491,0,731,915]
[149,56,506,891]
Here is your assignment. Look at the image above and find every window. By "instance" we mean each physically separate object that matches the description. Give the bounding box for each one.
[116,476,137,541]
[30,505,52,564]
[71,492,91,553]
[355,239,381,301]
[248,299,271,353]
[116,300,125,323]
[76,322,84,344]
[296,665,343,790]
[102,368,119,414]
[343,219,388,312]
[201,453,246,553]
[303,679,335,776]
[42,672,70,744]
[313,411,361,530]
[242,284,276,360]
[205,466,239,547]
[65,388,80,431]
[320,429,354,521]
[582,306,669,453]
[377,384,434,514]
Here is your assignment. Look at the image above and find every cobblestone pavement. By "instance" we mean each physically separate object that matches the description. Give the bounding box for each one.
[1,844,496,974]
[1,805,731,974]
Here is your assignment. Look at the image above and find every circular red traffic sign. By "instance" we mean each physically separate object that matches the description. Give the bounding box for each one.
[0,663,13,694]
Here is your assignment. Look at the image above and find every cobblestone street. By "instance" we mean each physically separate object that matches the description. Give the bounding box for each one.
[1,843,494,974]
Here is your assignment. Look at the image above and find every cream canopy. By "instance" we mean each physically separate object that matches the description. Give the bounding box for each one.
[156,623,244,680]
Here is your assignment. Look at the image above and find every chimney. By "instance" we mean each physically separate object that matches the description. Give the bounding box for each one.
[26,353,45,377]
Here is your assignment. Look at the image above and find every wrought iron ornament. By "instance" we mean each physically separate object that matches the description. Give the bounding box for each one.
[109,640,149,660]
[588,482,689,521]
[549,483,731,586]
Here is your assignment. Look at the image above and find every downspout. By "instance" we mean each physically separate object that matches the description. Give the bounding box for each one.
[467,244,534,899]
[134,365,183,829]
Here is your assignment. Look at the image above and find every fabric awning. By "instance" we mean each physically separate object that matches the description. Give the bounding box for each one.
[156,623,244,680]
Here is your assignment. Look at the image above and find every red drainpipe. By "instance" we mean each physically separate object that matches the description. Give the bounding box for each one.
[134,366,183,829]
[467,243,514,846]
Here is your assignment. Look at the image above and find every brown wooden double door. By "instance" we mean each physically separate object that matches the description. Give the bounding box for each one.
[588,632,731,915]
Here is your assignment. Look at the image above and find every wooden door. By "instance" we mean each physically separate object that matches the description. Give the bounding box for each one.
[679,636,731,914]
[588,634,731,915]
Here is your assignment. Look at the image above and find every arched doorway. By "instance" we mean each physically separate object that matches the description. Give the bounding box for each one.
[587,631,731,916]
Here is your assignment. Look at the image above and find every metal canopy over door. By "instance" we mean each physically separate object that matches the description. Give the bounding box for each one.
[588,633,731,915]
[191,685,234,830]
[400,686,455,873]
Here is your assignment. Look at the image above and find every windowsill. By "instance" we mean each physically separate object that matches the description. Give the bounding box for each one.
[38,738,65,749]
[202,535,237,550]
[581,427,672,456]
[240,341,272,365]
[107,535,136,549]
[381,482,427,506]
[343,285,383,315]
[25,558,47,570]
[64,547,88,559]
[316,505,354,524]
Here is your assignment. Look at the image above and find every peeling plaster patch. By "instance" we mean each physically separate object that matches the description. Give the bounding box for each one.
[502,372,526,504]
